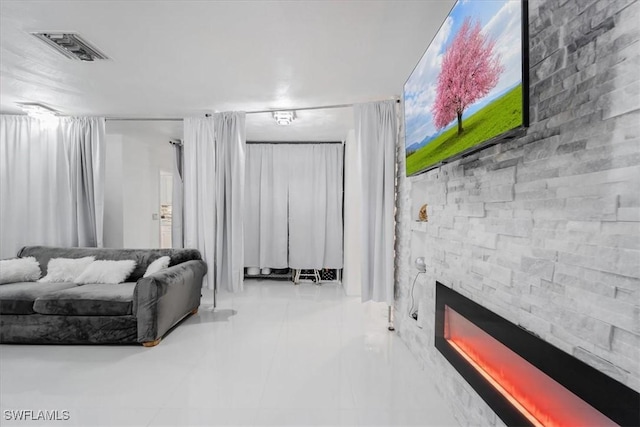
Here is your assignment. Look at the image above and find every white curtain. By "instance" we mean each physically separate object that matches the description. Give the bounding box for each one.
[171,141,184,248]
[244,144,289,269]
[183,113,245,294]
[244,143,343,270]
[353,101,397,304]
[342,130,363,296]
[0,115,105,259]
[288,144,343,269]
[214,112,246,293]
[183,117,216,291]
[63,117,105,249]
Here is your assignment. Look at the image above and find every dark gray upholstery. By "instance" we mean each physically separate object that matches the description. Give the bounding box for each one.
[135,260,207,342]
[0,314,137,344]
[17,246,202,282]
[0,246,207,345]
[33,283,136,316]
[0,282,77,315]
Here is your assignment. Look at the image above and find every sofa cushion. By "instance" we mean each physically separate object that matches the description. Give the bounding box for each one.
[0,282,77,315]
[18,246,203,282]
[143,256,171,277]
[38,256,95,283]
[0,257,42,284]
[33,283,136,316]
[74,260,136,285]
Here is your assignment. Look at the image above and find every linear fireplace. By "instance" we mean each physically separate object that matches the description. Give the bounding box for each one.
[434,282,639,427]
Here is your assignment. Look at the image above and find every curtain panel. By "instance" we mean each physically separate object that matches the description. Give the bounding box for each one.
[353,101,398,304]
[288,144,343,269]
[214,112,246,293]
[183,117,216,291]
[183,113,246,295]
[244,144,289,269]
[0,116,105,259]
[171,141,184,248]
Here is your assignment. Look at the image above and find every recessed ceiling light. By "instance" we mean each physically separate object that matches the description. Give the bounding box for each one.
[31,33,109,61]
[17,103,58,119]
[273,111,296,126]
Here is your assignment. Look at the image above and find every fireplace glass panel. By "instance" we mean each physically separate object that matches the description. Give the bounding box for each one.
[444,305,616,427]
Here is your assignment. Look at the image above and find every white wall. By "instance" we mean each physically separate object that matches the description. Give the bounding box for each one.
[104,125,174,248]
[104,134,124,248]
[342,129,362,296]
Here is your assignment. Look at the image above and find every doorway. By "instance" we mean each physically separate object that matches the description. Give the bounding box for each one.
[159,170,173,249]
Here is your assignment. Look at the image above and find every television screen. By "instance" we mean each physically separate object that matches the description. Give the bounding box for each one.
[404,0,528,176]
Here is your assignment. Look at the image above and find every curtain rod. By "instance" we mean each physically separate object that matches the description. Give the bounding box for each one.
[244,98,400,115]
[170,140,340,146]
[105,98,400,121]
[246,141,342,145]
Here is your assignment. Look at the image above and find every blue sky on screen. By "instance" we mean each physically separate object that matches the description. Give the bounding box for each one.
[404,0,522,149]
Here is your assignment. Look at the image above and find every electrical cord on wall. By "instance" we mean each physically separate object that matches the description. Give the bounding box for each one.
[408,271,424,319]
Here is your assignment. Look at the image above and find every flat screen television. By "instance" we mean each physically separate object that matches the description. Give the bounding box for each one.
[404,0,529,176]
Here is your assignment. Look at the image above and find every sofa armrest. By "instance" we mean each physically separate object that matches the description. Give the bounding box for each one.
[134,259,207,343]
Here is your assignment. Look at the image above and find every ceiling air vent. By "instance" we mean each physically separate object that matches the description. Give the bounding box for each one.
[31,33,108,61]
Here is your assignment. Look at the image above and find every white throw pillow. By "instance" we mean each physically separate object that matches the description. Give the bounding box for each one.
[38,257,95,283]
[74,260,136,285]
[143,256,171,277]
[0,257,41,284]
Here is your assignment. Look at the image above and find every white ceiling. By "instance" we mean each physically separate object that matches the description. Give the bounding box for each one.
[0,0,455,141]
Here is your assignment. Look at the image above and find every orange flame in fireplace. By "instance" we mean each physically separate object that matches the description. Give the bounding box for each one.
[444,306,617,427]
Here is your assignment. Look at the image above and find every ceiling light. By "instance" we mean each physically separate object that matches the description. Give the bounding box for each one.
[273,111,296,126]
[17,103,58,119]
[31,33,109,61]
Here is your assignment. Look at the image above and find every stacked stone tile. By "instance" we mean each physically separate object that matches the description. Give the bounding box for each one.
[394,0,639,424]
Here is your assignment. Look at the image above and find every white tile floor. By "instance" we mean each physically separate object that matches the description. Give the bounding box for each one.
[0,280,458,427]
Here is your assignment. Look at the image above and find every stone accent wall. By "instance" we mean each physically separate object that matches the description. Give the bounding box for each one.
[394,0,639,425]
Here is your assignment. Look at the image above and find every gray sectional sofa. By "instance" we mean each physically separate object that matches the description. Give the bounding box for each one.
[0,246,207,346]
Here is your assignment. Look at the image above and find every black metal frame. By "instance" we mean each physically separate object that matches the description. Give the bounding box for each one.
[434,282,640,427]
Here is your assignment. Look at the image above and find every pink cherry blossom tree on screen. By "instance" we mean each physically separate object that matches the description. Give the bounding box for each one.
[432,18,504,136]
